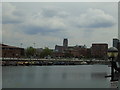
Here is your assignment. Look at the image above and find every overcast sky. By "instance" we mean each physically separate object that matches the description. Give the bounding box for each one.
[2,2,118,48]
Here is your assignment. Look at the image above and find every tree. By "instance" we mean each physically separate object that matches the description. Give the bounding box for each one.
[40,47,53,58]
[25,47,36,58]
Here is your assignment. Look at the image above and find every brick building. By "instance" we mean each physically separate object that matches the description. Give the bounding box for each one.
[86,48,91,58]
[66,46,88,58]
[54,39,89,58]
[55,45,65,53]
[113,38,119,48]
[0,44,24,58]
[117,42,120,60]
[63,38,68,48]
[112,39,120,60]
[91,43,108,59]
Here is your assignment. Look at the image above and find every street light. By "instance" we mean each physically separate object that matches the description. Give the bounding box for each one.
[108,47,118,59]
[107,47,118,81]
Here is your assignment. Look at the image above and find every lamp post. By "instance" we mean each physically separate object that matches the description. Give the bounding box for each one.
[107,47,118,81]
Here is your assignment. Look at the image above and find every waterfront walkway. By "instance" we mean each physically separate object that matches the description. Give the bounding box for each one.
[1,58,111,66]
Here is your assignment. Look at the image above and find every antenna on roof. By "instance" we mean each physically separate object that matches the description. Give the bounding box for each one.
[33,43,35,48]
[20,43,23,48]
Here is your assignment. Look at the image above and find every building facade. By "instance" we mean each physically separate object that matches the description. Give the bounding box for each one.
[91,43,108,59]
[117,42,120,60]
[55,39,109,59]
[0,44,24,58]
[113,38,119,48]
[63,38,68,48]
[54,39,89,58]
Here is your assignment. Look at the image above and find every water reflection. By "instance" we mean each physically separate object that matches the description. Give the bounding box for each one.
[2,65,111,88]
[42,73,49,79]
[62,73,67,79]
[91,72,108,79]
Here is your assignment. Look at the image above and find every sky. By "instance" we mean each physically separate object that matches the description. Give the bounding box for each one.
[2,2,118,49]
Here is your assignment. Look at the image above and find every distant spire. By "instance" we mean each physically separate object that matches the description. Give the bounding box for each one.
[63,38,68,48]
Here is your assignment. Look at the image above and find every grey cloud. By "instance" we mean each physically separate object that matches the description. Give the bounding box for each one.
[2,3,24,24]
[75,8,116,28]
[2,2,117,48]
[57,11,70,17]
[41,8,58,17]
[19,11,66,35]
[13,11,25,17]
[40,8,70,18]
[87,22,114,28]
[2,16,22,24]
[21,24,62,35]
[77,19,115,28]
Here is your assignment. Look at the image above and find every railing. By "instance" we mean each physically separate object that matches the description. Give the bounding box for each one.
[1,58,109,61]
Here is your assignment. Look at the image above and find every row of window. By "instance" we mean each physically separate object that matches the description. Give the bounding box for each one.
[2,48,21,50]
[3,53,20,56]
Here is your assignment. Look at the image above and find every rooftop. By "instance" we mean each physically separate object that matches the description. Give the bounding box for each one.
[0,44,23,49]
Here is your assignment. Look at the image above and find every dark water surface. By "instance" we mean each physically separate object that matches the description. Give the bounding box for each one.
[2,65,112,88]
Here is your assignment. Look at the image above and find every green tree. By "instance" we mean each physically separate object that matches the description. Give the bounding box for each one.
[25,46,36,58]
[40,47,52,58]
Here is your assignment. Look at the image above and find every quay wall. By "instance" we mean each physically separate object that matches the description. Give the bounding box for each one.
[1,58,111,66]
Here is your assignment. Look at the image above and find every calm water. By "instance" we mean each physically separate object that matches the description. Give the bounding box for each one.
[2,65,112,88]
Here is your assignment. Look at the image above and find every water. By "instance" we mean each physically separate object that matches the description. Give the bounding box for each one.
[2,65,112,88]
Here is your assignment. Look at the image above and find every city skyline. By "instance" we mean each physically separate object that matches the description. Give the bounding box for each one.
[2,2,118,48]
